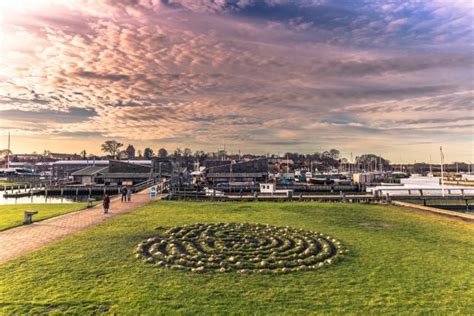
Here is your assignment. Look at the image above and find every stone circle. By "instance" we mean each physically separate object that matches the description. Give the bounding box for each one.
[135,223,346,273]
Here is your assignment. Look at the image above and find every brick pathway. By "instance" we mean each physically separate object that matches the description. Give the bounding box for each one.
[0,189,154,264]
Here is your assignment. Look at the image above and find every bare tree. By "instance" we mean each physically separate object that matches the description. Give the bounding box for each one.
[80,150,87,159]
[0,149,12,158]
[101,140,123,158]
[174,147,183,157]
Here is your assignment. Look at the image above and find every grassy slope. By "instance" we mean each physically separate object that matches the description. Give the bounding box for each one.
[0,201,472,314]
[0,203,89,231]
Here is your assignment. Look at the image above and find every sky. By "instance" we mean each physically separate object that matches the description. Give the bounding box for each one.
[0,0,473,163]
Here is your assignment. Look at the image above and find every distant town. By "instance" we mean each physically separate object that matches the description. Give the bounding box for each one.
[1,139,473,188]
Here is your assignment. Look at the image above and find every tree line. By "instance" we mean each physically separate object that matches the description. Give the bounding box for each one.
[98,140,392,169]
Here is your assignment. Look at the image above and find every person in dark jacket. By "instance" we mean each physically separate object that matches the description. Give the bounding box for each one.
[121,187,128,202]
[103,194,110,214]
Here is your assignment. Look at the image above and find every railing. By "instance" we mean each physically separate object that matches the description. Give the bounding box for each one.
[167,190,376,203]
[132,179,156,192]
[372,187,474,197]
[132,178,170,193]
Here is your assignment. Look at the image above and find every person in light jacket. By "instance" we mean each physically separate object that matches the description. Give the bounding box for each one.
[127,186,132,202]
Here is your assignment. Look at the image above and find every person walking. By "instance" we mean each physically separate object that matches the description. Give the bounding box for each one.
[121,186,127,202]
[103,193,110,214]
[127,186,132,202]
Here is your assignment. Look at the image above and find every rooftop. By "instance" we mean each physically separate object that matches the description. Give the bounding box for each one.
[71,166,108,176]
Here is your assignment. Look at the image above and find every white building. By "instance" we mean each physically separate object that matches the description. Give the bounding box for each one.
[461,174,474,181]
[352,173,375,184]
[259,183,293,195]
[400,176,440,186]
[367,176,474,196]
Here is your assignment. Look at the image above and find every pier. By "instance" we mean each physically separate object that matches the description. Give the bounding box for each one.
[2,179,159,200]
[167,189,474,210]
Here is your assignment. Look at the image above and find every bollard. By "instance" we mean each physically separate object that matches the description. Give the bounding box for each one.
[87,198,94,208]
[23,211,38,224]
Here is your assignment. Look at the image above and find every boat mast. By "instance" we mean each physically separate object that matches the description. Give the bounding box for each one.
[7,132,10,169]
[440,146,445,197]
[429,155,432,175]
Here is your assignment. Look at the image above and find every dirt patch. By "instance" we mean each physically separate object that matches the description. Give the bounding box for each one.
[359,222,392,229]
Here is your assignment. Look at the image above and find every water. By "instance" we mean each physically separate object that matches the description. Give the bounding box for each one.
[0,189,103,204]
[429,205,473,213]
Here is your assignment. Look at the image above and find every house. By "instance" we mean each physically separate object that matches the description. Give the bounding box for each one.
[117,151,129,160]
[259,183,293,196]
[98,160,152,186]
[205,159,269,184]
[72,166,108,185]
[52,160,109,179]
[352,173,375,184]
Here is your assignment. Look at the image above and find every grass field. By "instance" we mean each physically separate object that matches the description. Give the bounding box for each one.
[0,201,473,314]
[0,203,90,231]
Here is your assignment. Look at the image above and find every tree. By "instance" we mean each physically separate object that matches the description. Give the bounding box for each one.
[143,148,154,159]
[0,149,12,158]
[356,154,390,171]
[101,140,123,158]
[80,150,87,159]
[158,148,168,158]
[174,147,183,158]
[329,149,340,160]
[194,150,207,159]
[126,145,136,159]
[137,150,143,158]
[183,148,192,157]
[217,149,227,159]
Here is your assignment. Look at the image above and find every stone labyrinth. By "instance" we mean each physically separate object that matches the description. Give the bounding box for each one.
[135,223,346,273]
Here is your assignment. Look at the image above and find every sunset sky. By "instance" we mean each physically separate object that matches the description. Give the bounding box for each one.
[0,0,473,162]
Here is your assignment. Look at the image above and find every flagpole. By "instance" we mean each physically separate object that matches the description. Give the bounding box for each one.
[7,132,10,169]
[440,146,445,197]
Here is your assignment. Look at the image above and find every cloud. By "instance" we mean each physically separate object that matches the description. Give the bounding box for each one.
[0,107,97,124]
[74,71,130,81]
[0,0,472,161]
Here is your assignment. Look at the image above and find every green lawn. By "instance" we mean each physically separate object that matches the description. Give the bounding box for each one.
[0,201,473,314]
[0,203,90,231]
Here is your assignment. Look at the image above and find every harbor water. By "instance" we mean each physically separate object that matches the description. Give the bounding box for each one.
[0,189,103,205]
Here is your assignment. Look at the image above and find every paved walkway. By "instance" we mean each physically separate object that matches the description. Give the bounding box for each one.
[0,189,154,264]
[391,200,474,222]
